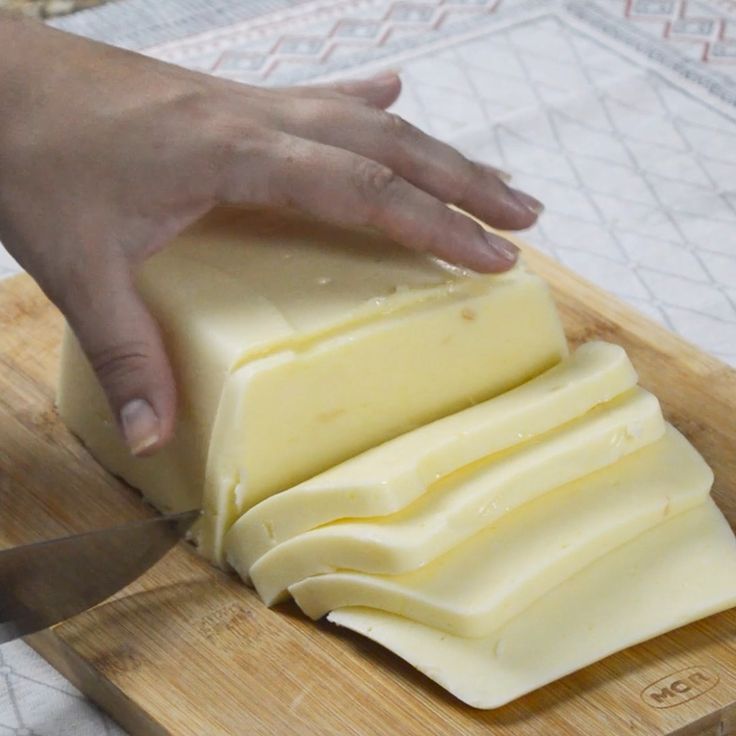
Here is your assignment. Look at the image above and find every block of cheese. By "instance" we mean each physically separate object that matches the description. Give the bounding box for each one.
[290,425,711,635]
[225,341,637,572]
[247,387,665,605]
[57,208,568,564]
[329,499,736,709]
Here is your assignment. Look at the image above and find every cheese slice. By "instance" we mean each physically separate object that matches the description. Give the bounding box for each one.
[57,208,568,564]
[290,425,710,635]
[247,387,665,604]
[225,341,637,572]
[329,499,736,709]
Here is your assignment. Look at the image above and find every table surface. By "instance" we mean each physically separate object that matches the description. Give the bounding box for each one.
[1,1,735,734]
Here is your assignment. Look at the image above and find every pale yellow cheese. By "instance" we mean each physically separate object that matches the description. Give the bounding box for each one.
[57,208,567,564]
[329,499,736,709]
[290,425,711,635]
[247,387,665,605]
[55,205,735,710]
[225,341,637,572]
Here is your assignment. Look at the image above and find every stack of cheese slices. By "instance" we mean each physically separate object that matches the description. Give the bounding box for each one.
[58,208,736,708]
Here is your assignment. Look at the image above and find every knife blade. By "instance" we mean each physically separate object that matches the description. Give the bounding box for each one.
[0,509,200,644]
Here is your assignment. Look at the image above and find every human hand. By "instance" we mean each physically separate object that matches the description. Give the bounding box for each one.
[0,13,543,455]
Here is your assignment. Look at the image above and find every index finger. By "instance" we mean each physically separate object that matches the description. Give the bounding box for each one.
[222,132,519,273]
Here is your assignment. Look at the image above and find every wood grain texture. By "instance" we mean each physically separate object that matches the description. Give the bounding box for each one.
[1,251,735,736]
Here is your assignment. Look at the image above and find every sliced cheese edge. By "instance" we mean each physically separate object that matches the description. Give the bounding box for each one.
[247,387,665,605]
[289,425,712,635]
[57,209,568,566]
[225,341,637,571]
[199,266,567,562]
[329,499,736,709]
[54,209,735,711]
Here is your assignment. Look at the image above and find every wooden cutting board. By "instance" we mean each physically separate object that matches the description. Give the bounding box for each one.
[1,247,735,736]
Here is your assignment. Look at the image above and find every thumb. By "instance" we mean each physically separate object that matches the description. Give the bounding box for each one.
[62,261,176,456]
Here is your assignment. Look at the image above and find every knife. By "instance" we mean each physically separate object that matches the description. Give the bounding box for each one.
[0,509,200,644]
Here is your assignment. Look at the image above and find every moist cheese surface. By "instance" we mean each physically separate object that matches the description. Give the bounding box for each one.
[329,500,736,709]
[247,387,665,605]
[57,208,567,563]
[226,341,637,571]
[290,426,711,634]
[57,211,736,709]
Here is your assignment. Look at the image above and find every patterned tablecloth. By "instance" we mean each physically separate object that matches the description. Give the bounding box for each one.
[1,1,735,733]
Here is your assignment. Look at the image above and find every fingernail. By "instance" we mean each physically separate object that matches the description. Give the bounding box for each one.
[120,399,160,456]
[485,232,519,263]
[510,188,545,216]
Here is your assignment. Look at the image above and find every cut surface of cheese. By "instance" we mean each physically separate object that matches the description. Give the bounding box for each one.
[225,341,637,572]
[247,387,665,605]
[206,272,564,559]
[329,499,736,709]
[290,425,711,635]
[57,208,567,564]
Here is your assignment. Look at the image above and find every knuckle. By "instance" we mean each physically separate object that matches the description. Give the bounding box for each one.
[381,111,411,138]
[261,135,310,209]
[468,158,489,187]
[209,120,265,165]
[451,157,484,204]
[209,127,242,165]
[87,341,154,390]
[425,209,457,252]
[352,159,400,202]
[171,85,215,122]
[307,98,343,119]
[301,98,356,129]
[429,206,468,252]
[208,123,275,203]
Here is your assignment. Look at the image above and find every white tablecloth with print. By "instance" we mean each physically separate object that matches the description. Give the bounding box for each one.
[1,0,735,733]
